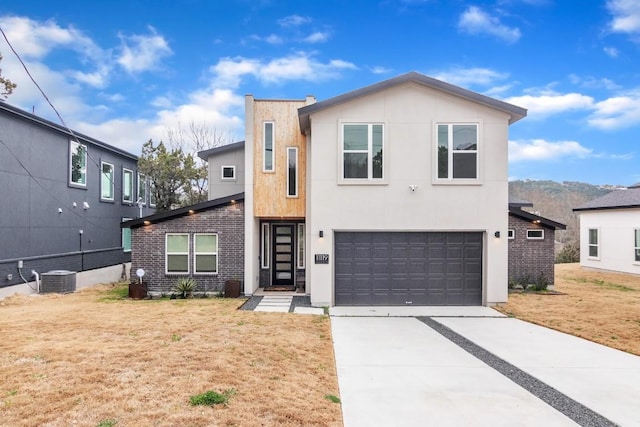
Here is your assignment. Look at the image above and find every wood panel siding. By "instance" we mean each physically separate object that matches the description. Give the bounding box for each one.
[253,99,307,218]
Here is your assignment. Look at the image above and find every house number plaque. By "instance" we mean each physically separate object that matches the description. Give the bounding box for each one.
[314,254,329,264]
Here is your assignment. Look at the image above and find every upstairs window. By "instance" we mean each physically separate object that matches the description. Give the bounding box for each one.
[69,141,87,187]
[264,122,274,172]
[221,166,236,180]
[588,228,599,258]
[101,161,114,201]
[437,123,478,180]
[138,173,146,205]
[123,168,134,204]
[149,180,157,208]
[287,147,298,197]
[342,123,383,180]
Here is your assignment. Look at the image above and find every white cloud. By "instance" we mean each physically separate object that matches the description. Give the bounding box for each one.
[431,67,509,87]
[505,92,594,117]
[458,6,521,43]
[607,0,640,34]
[265,34,283,44]
[588,91,640,129]
[509,139,592,162]
[369,66,393,75]
[278,15,312,27]
[303,31,330,43]
[117,26,173,74]
[603,46,619,57]
[568,74,620,90]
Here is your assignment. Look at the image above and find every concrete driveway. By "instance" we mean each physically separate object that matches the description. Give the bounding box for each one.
[331,312,640,427]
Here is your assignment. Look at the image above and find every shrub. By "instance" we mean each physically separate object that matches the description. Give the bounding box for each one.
[189,389,235,406]
[556,243,580,264]
[172,278,196,298]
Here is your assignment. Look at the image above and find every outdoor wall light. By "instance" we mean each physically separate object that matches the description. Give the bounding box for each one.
[83,201,90,210]
[494,231,501,238]
[58,208,63,214]
[319,230,324,238]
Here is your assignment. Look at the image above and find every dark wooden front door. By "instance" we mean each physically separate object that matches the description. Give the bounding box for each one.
[272,225,295,286]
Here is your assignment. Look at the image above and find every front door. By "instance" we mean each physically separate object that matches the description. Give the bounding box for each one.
[272,225,295,286]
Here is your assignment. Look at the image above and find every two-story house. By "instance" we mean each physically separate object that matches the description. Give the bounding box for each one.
[0,102,154,297]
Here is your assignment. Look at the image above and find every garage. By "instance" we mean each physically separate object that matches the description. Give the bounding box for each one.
[334,232,483,306]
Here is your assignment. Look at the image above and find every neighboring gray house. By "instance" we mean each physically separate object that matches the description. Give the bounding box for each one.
[508,198,566,287]
[198,141,245,200]
[0,102,154,295]
[573,183,640,275]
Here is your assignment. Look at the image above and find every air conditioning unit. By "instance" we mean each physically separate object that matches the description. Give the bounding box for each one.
[40,270,77,294]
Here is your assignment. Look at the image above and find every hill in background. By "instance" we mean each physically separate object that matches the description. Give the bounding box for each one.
[508,180,622,247]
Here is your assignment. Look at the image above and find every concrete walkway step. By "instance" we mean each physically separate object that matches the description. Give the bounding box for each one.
[254,295,293,312]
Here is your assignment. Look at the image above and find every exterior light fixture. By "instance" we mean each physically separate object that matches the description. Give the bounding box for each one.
[494,231,500,238]
[83,201,90,210]
[143,220,151,225]
[319,230,324,238]
[188,209,195,214]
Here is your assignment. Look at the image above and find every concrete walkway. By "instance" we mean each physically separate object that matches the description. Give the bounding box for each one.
[331,315,640,427]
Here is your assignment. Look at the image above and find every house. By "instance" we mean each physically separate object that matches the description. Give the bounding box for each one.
[133,72,527,305]
[0,102,154,298]
[573,183,640,275]
[508,197,566,287]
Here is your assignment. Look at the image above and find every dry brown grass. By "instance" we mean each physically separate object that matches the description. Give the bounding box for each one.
[0,285,342,427]
[495,263,640,356]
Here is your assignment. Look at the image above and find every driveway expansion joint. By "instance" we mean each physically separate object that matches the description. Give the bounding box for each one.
[417,316,618,427]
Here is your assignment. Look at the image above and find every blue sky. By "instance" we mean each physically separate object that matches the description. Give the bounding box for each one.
[0,0,638,185]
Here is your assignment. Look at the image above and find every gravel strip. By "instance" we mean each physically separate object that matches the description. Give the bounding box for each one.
[418,317,618,427]
[289,295,312,312]
[238,296,263,311]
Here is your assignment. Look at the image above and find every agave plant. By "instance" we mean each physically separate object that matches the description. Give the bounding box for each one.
[172,278,196,298]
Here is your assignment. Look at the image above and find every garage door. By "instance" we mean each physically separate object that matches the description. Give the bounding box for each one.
[335,232,482,306]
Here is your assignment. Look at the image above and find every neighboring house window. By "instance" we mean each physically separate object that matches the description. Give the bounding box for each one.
[437,123,478,180]
[101,161,114,201]
[138,173,146,205]
[297,223,305,269]
[588,228,599,258]
[287,147,298,197]
[149,180,157,208]
[221,166,236,180]
[122,168,134,204]
[264,122,275,172]
[507,229,515,239]
[166,233,189,274]
[261,223,270,269]
[527,229,544,240]
[69,141,87,187]
[635,229,640,262]
[122,217,132,252]
[342,123,383,180]
[194,234,218,274]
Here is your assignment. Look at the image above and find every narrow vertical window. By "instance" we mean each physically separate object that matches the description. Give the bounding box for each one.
[101,161,114,201]
[287,147,298,197]
[634,229,640,262]
[137,173,146,205]
[297,223,305,269]
[261,223,270,268]
[69,141,87,186]
[264,122,274,172]
[194,234,218,274]
[121,217,132,252]
[166,233,189,274]
[149,180,157,208]
[588,228,599,258]
[123,168,133,204]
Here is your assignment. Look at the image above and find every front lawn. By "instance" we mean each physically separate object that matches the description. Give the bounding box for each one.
[0,285,343,426]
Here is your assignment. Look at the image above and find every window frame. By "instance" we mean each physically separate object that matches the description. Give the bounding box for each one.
[149,180,157,208]
[435,122,480,183]
[526,229,544,240]
[635,229,640,263]
[221,166,236,181]
[261,223,270,269]
[100,161,115,201]
[194,233,218,275]
[297,223,305,269]
[588,228,599,259]
[263,121,275,172]
[137,173,146,206]
[341,122,385,182]
[507,229,515,239]
[69,141,88,188]
[166,233,190,275]
[287,147,298,197]
[121,217,132,252]
[122,168,134,204]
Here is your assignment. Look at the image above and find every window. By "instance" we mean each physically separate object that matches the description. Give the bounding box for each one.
[264,122,274,172]
[122,168,134,204]
[221,166,236,180]
[588,228,599,258]
[261,223,270,269]
[149,180,157,208]
[69,141,87,186]
[527,229,544,240]
[635,229,640,262]
[437,123,478,180]
[138,173,146,205]
[101,161,114,201]
[508,229,515,239]
[194,234,218,274]
[122,217,132,252]
[287,147,298,197]
[297,223,305,269]
[166,233,189,274]
[342,123,383,180]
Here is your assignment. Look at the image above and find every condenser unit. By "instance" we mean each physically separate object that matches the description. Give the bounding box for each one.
[40,270,77,294]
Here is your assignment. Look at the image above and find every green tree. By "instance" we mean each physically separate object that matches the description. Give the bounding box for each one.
[138,140,187,212]
[0,52,17,100]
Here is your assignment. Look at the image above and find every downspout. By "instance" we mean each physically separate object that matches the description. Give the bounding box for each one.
[31,270,40,293]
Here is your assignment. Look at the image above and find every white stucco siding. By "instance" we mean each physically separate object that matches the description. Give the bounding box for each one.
[579,209,640,275]
[306,83,511,306]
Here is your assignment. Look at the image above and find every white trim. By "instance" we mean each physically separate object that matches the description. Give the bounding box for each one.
[69,141,87,187]
[122,168,134,204]
[100,161,114,201]
[297,223,305,269]
[588,227,600,259]
[507,229,515,239]
[221,165,236,180]
[287,147,298,197]
[261,223,270,269]
[193,233,218,275]
[340,122,385,182]
[166,233,190,274]
[137,172,146,206]
[263,121,275,172]
[526,229,544,240]
[121,217,133,252]
[434,122,480,183]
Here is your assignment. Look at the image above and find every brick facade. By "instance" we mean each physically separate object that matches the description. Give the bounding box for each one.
[508,215,556,286]
[130,201,244,294]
